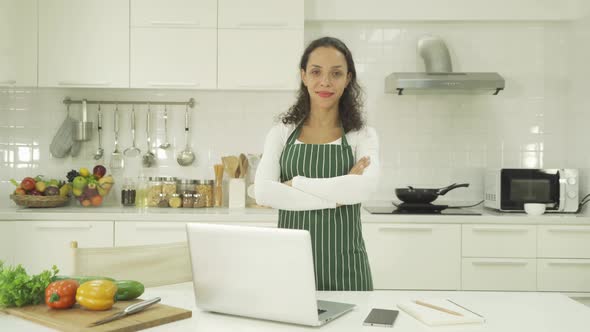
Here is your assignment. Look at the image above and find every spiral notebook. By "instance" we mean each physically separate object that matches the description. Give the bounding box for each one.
[397,298,486,326]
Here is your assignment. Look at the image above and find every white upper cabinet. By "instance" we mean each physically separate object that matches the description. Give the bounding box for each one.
[0,0,37,87]
[131,0,217,28]
[218,29,303,90]
[130,28,217,89]
[218,0,303,29]
[38,0,129,88]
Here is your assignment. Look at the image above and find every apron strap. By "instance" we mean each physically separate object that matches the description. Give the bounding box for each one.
[340,125,349,147]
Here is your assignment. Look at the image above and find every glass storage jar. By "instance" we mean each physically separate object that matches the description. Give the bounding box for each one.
[195,180,214,207]
[121,177,136,207]
[168,193,182,208]
[161,177,177,200]
[177,179,197,195]
[182,192,195,208]
[135,176,148,208]
[147,177,162,207]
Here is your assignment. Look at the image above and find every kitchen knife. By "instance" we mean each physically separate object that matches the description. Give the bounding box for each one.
[87,297,161,327]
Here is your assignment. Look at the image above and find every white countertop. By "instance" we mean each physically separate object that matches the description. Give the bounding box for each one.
[2,282,589,331]
[1,202,590,225]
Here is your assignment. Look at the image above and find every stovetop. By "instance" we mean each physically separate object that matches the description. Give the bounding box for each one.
[364,202,482,215]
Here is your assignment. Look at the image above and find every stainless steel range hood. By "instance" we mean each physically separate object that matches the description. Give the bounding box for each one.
[385,36,505,95]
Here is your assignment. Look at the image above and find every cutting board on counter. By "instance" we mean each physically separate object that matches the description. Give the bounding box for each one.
[1,299,192,332]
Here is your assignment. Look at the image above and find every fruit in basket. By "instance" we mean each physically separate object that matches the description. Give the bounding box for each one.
[35,181,47,193]
[21,177,36,191]
[45,187,60,196]
[73,176,87,190]
[67,166,114,207]
[93,165,106,179]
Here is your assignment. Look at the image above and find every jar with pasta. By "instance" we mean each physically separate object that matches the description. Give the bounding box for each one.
[177,179,197,195]
[161,177,177,200]
[147,177,162,207]
[195,180,214,208]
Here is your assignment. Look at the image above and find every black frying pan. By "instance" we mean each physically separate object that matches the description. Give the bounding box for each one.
[395,183,470,204]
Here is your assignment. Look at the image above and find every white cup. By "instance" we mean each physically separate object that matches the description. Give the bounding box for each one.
[524,203,546,216]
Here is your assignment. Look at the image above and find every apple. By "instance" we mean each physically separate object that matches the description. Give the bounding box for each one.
[93,165,107,179]
[21,177,36,191]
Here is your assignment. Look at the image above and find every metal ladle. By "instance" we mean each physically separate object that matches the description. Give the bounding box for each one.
[93,104,104,160]
[159,105,171,149]
[124,104,141,157]
[176,105,195,166]
[142,104,156,167]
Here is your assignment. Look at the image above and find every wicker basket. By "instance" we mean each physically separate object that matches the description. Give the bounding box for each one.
[10,194,69,208]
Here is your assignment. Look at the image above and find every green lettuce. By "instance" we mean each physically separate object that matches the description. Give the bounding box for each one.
[0,261,59,308]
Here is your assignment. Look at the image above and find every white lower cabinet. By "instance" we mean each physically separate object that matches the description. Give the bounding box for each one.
[0,222,16,265]
[538,225,590,259]
[537,259,590,292]
[462,258,537,291]
[14,221,114,275]
[363,223,461,290]
[115,221,275,246]
[463,225,536,258]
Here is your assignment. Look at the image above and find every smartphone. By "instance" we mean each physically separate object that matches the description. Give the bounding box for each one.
[363,308,399,327]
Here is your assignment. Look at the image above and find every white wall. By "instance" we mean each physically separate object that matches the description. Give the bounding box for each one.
[0,19,580,208]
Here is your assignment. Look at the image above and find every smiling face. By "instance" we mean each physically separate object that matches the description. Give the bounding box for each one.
[301,46,352,113]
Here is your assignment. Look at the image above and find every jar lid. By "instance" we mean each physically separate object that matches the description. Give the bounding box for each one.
[196,180,214,185]
[178,179,197,184]
[148,177,160,181]
[161,177,177,182]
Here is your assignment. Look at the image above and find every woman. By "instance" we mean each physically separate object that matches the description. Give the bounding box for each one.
[255,36,379,291]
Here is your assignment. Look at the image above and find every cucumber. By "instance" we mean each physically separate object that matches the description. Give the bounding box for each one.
[115,280,145,301]
[52,275,115,284]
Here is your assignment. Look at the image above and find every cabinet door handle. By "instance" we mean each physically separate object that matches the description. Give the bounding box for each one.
[471,227,530,233]
[150,20,200,27]
[378,226,433,232]
[237,83,288,89]
[135,224,186,231]
[547,228,590,233]
[471,260,528,266]
[148,82,200,87]
[0,80,16,85]
[58,81,112,86]
[547,261,590,266]
[36,225,93,230]
[236,22,289,28]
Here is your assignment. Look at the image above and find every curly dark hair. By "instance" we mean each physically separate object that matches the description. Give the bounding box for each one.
[280,36,365,133]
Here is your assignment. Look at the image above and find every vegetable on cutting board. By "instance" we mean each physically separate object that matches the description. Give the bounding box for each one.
[52,275,115,284]
[54,276,144,301]
[45,280,79,309]
[0,261,59,308]
[76,279,118,311]
[115,280,145,301]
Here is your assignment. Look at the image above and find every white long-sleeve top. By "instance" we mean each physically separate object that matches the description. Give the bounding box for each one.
[255,122,380,211]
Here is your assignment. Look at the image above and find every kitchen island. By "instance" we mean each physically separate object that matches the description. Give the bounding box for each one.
[1,282,589,331]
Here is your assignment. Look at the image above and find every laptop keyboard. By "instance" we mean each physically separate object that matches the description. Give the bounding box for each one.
[318,308,327,315]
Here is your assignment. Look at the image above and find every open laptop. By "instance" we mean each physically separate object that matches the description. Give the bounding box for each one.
[185,223,356,326]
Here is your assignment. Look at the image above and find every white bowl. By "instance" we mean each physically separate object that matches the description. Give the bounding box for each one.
[524,203,546,216]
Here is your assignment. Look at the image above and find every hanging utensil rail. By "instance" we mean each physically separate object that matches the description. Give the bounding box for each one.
[63,97,196,109]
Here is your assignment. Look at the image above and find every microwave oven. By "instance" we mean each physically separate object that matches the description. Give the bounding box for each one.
[484,169,579,212]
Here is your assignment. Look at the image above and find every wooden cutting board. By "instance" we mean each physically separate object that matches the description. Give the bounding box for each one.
[1,298,192,332]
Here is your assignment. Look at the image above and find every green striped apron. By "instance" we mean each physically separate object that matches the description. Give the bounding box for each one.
[278,124,373,291]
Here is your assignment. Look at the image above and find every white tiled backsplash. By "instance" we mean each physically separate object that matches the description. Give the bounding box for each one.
[2,20,589,208]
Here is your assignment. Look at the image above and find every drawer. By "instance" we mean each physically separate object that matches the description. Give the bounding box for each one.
[462,225,536,258]
[115,221,276,246]
[115,222,188,246]
[538,259,590,292]
[363,224,461,290]
[462,258,536,291]
[538,226,590,258]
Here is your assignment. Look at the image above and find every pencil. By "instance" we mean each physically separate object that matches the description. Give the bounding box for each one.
[414,300,463,316]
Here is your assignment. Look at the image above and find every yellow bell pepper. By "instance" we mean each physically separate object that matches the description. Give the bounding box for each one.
[76,280,118,311]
